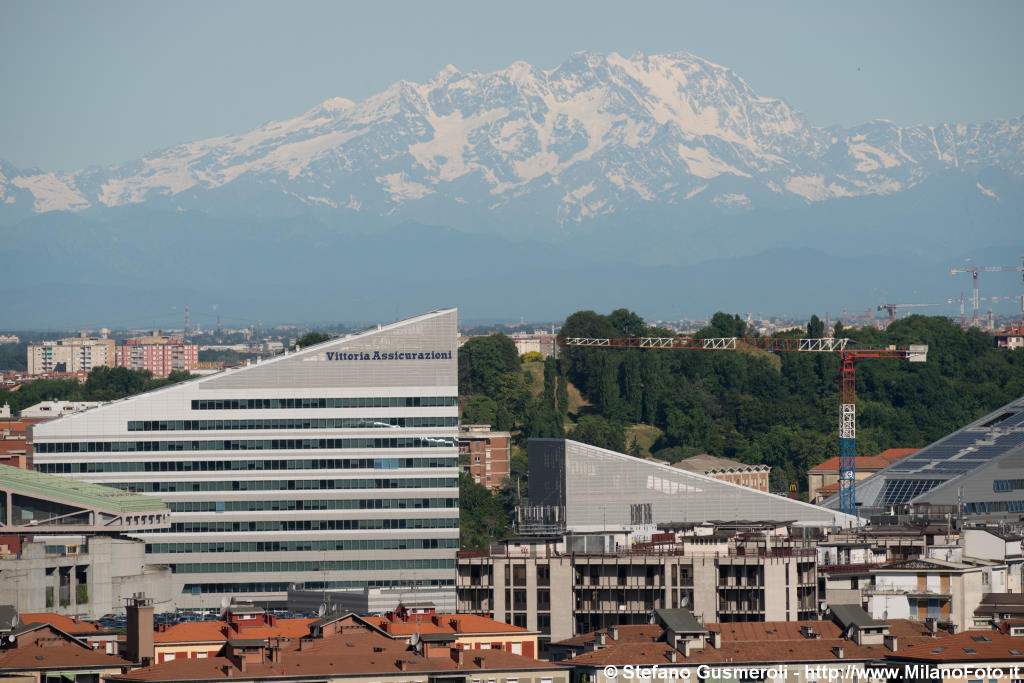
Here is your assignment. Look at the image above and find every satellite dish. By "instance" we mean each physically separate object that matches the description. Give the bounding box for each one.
[649,614,657,625]
[317,603,327,618]
[410,631,420,649]
[680,596,689,608]
[819,601,828,613]
[218,596,231,619]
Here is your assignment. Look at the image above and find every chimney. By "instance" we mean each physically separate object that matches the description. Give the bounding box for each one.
[709,631,722,649]
[474,656,485,667]
[926,619,938,636]
[125,594,154,664]
[597,632,607,646]
[222,665,233,678]
[299,638,313,652]
[668,650,678,663]
[884,635,898,652]
[682,639,692,658]
[397,659,408,671]
[610,627,619,641]
[452,648,465,666]
[833,646,844,659]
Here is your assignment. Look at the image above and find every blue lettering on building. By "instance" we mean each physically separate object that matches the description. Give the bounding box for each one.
[325,350,452,362]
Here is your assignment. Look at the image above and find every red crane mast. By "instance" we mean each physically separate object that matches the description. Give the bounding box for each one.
[558,335,928,516]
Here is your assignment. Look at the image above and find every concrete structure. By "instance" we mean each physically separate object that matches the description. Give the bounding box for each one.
[30,310,460,608]
[288,586,457,615]
[825,395,1024,520]
[529,439,859,529]
[27,336,114,374]
[0,535,173,619]
[459,425,511,491]
[672,454,769,492]
[457,532,819,647]
[19,401,103,418]
[116,332,199,378]
[808,449,918,503]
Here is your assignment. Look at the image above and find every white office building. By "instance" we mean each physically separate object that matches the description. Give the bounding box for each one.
[29,309,460,609]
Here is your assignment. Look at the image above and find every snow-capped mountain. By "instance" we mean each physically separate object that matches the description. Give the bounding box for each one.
[3,51,1021,226]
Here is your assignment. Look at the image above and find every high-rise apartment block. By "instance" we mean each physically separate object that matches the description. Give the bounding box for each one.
[27,336,115,374]
[115,332,198,378]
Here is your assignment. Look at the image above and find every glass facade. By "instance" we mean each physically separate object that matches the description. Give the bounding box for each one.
[30,309,460,608]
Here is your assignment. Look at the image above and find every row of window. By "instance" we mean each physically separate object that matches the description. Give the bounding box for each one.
[181,578,455,594]
[993,479,1024,492]
[36,457,457,474]
[127,416,459,432]
[35,437,457,454]
[963,500,1024,514]
[107,477,457,493]
[149,517,459,533]
[191,396,458,410]
[172,558,456,573]
[165,497,458,513]
[147,537,459,554]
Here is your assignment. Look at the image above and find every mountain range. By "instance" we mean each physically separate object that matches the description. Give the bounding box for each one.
[1,51,1021,326]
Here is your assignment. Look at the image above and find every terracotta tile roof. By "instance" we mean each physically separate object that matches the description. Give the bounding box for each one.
[113,621,559,682]
[555,625,663,647]
[889,630,1024,662]
[0,624,131,671]
[0,642,131,670]
[363,614,530,637]
[810,456,894,472]
[153,619,315,644]
[18,613,108,635]
[565,620,933,667]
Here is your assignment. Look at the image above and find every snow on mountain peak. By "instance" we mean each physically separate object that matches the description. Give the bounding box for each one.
[1,51,1021,220]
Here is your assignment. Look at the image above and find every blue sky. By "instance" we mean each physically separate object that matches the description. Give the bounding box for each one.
[2,0,1022,172]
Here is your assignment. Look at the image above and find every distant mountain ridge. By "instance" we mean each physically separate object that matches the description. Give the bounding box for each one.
[2,51,1021,227]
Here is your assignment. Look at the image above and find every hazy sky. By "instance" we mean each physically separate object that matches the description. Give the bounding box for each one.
[3,0,1022,172]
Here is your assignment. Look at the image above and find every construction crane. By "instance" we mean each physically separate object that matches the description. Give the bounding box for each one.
[947,294,1020,329]
[558,335,929,516]
[876,303,944,327]
[949,254,1024,328]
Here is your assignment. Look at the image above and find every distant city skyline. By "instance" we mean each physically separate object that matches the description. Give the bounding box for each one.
[2,0,1023,171]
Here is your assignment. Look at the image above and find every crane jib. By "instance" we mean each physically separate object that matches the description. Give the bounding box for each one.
[557,335,929,518]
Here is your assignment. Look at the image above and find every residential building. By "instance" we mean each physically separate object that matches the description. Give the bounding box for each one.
[13,612,120,652]
[556,605,935,683]
[361,603,539,656]
[27,336,115,374]
[887,623,1024,683]
[109,612,566,683]
[149,608,314,663]
[457,531,819,647]
[808,449,918,503]
[994,325,1024,350]
[30,309,460,609]
[0,622,133,682]
[459,425,511,491]
[116,332,198,378]
[672,454,769,492]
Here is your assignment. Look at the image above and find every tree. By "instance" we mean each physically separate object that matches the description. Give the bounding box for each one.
[294,331,329,349]
[806,315,825,339]
[568,415,626,452]
[459,473,510,550]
